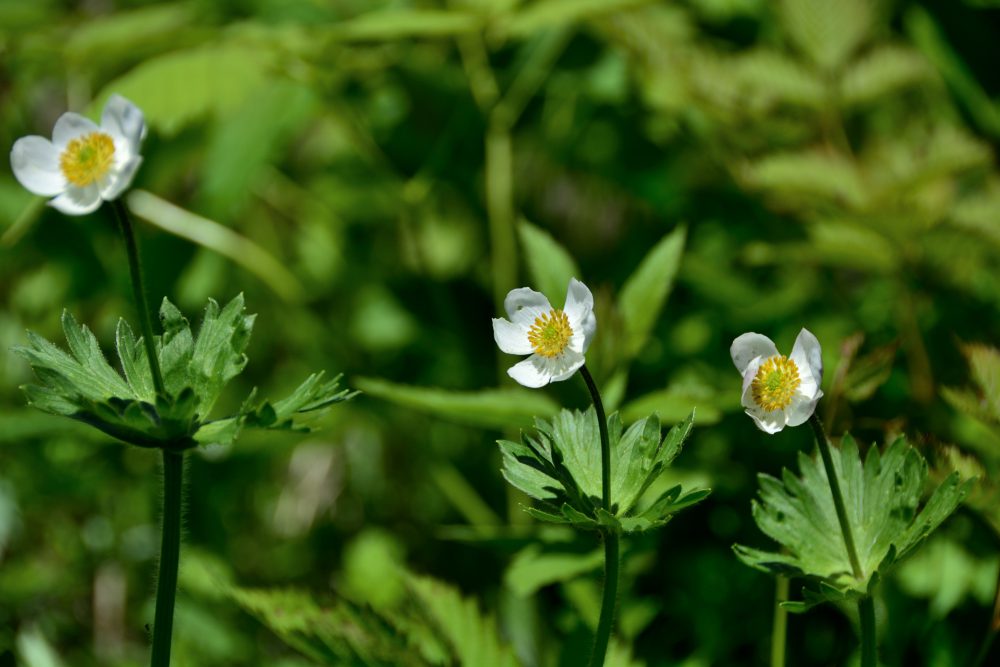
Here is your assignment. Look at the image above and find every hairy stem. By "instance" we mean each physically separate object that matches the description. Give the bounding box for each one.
[111,199,165,397]
[150,450,183,667]
[771,575,789,667]
[580,365,618,667]
[808,414,863,579]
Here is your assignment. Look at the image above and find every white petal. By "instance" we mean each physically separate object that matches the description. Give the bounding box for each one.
[563,278,594,329]
[731,333,779,375]
[101,94,146,152]
[492,317,532,355]
[741,356,764,402]
[52,112,99,148]
[745,406,787,434]
[508,355,554,388]
[504,287,553,328]
[785,391,823,427]
[49,185,102,215]
[10,136,64,196]
[573,311,597,354]
[100,156,143,200]
[789,328,823,398]
[548,350,585,383]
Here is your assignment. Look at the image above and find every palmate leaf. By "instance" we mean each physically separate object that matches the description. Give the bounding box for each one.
[15,295,350,449]
[734,435,972,609]
[499,407,709,533]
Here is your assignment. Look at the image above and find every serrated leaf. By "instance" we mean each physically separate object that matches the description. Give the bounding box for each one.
[500,408,706,532]
[354,377,559,429]
[517,220,581,305]
[409,575,522,667]
[618,225,686,358]
[735,434,971,604]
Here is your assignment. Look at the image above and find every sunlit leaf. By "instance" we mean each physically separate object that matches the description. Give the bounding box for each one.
[618,225,686,358]
[354,377,559,429]
[517,219,581,305]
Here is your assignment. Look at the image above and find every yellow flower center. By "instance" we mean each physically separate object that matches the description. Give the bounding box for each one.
[528,309,573,357]
[751,355,801,412]
[60,132,116,187]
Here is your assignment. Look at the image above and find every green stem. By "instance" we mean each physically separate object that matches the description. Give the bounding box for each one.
[579,365,618,667]
[588,531,620,667]
[771,575,789,667]
[151,450,183,667]
[580,365,610,511]
[111,198,165,397]
[858,595,876,667]
[808,414,863,579]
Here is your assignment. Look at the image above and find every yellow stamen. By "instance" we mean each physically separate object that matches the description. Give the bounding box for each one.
[60,132,115,187]
[528,309,573,357]
[751,355,801,412]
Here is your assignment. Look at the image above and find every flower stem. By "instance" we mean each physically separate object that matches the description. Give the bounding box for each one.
[808,414,863,579]
[809,415,875,665]
[579,365,610,511]
[151,449,183,667]
[771,575,789,667]
[858,595,876,667]
[579,365,619,667]
[111,199,165,397]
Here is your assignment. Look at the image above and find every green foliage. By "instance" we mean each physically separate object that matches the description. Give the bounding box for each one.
[618,225,686,359]
[231,574,521,667]
[15,295,351,449]
[517,220,582,305]
[354,377,559,429]
[735,435,972,610]
[499,408,709,533]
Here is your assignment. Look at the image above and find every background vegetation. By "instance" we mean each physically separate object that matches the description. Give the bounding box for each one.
[2,0,999,665]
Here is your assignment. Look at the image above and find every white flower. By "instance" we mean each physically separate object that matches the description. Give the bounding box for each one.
[492,278,597,388]
[730,328,823,434]
[10,94,146,216]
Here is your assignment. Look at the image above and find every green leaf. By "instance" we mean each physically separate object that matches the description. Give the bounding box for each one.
[517,219,582,305]
[620,387,723,425]
[735,49,825,110]
[126,190,304,302]
[740,152,868,211]
[16,296,349,449]
[843,341,899,402]
[840,46,933,108]
[778,0,871,71]
[502,0,657,38]
[93,45,276,136]
[200,80,317,220]
[354,377,559,429]
[504,545,603,597]
[618,225,686,358]
[735,434,972,604]
[327,8,482,41]
[500,408,707,533]
[408,575,522,667]
[942,343,1000,426]
[65,2,194,71]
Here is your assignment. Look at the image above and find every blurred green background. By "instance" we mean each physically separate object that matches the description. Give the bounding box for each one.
[2,0,1000,665]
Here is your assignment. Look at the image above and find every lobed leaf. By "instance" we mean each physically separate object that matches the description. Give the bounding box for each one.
[735,434,972,605]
